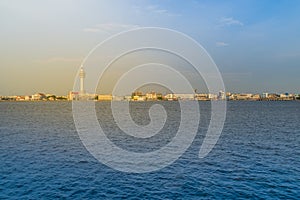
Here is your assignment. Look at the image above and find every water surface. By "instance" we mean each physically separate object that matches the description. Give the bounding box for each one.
[0,101,299,199]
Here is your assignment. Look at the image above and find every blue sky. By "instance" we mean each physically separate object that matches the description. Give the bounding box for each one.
[0,0,299,95]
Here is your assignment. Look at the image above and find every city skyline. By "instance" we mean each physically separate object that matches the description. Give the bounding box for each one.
[1,0,300,95]
[0,64,299,97]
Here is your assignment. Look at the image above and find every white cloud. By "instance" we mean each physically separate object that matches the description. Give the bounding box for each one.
[216,42,229,47]
[153,9,168,14]
[83,23,140,33]
[135,5,181,17]
[219,17,243,26]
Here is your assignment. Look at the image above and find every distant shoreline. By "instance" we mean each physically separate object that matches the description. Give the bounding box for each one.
[1,99,299,102]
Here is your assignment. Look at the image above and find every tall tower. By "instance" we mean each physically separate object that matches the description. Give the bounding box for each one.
[79,67,86,94]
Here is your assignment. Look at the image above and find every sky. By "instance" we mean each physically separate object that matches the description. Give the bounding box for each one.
[1,0,300,95]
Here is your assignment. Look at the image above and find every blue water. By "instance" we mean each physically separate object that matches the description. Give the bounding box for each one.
[0,101,299,199]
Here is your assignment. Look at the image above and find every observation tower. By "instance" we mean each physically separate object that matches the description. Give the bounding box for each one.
[79,67,86,95]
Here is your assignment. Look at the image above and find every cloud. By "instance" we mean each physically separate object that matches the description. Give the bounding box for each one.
[216,42,229,47]
[83,23,140,33]
[34,57,82,64]
[153,9,168,14]
[135,5,181,17]
[219,17,243,26]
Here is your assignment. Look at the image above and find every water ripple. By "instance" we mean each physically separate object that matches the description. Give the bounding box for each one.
[0,101,299,199]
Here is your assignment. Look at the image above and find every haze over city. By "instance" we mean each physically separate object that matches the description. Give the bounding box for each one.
[1,0,300,95]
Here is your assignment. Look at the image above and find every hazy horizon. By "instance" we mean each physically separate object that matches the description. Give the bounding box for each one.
[1,0,300,96]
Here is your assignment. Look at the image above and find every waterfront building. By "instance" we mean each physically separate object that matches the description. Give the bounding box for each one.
[266,93,280,100]
[262,93,269,98]
[98,94,113,101]
[131,91,146,101]
[145,92,163,101]
[208,93,218,100]
[279,93,295,100]
[218,91,226,100]
[132,95,146,101]
[164,93,177,101]
[173,94,195,100]
[68,91,79,101]
[25,96,31,101]
[229,93,253,101]
[31,93,47,101]
[195,93,210,101]
[16,96,25,101]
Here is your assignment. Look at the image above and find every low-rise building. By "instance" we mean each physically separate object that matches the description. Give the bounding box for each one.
[265,93,280,100]
[279,93,295,100]
[131,91,146,101]
[164,93,177,101]
[146,92,158,101]
[229,93,254,101]
[262,93,269,98]
[68,91,79,101]
[132,95,146,101]
[16,96,25,101]
[25,96,31,101]
[208,94,218,100]
[31,93,47,101]
[195,93,210,101]
[98,94,113,101]
[218,91,226,100]
[173,94,195,100]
